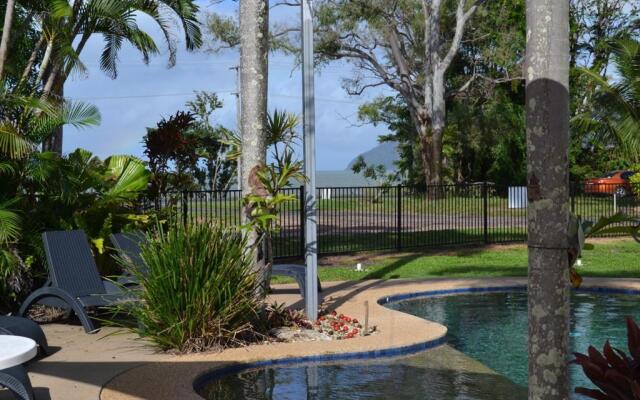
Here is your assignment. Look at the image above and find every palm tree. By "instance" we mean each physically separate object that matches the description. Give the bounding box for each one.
[0,0,17,79]
[9,0,202,153]
[239,0,270,297]
[526,0,571,399]
[574,38,640,164]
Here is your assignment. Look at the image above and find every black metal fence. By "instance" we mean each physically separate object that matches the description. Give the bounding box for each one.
[144,182,640,258]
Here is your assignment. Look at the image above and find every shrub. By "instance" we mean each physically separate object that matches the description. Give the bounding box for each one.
[573,317,640,399]
[122,222,260,353]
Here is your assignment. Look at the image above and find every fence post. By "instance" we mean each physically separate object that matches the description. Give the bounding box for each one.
[299,185,306,258]
[483,182,489,244]
[182,190,188,228]
[396,184,402,250]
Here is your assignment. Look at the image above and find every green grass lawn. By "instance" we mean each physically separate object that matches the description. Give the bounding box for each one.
[272,238,640,283]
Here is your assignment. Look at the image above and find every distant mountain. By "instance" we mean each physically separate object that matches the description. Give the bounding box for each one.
[347,142,399,171]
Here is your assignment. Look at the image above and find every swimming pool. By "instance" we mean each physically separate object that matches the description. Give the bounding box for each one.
[390,290,640,388]
[198,290,639,399]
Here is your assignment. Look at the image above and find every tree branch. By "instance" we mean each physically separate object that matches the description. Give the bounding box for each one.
[438,0,480,72]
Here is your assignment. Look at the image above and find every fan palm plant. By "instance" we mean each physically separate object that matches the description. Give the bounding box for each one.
[574,38,640,163]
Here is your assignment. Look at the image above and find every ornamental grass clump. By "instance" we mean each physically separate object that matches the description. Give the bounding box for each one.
[124,223,260,353]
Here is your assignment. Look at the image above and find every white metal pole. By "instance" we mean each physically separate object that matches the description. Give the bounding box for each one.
[302,0,318,321]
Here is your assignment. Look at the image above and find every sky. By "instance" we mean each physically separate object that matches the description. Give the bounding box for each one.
[63,0,390,171]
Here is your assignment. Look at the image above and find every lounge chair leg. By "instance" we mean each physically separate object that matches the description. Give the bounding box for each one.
[0,366,35,400]
[18,289,99,334]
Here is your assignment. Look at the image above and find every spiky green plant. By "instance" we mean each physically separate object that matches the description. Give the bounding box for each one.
[120,222,260,352]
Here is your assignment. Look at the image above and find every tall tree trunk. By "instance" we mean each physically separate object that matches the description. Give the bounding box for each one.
[429,69,446,186]
[416,0,479,189]
[42,78,64,154]
[0,0,16,80]
[526,0,571,399]
[19,34,44,85]
[35,38,54,87]
[418,131,433,186]
[239,0,270,296]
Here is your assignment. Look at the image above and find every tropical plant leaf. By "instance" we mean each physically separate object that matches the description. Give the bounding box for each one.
[104,155,151,200]
[574,38,640,163]
[0,122,35,159]
[0,201,21,244]
[0,162,15,176]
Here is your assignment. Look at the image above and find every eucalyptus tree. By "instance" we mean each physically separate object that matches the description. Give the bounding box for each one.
[309,0,496,187]
[239,0,270,296]
[526,0,571,398]
[11,0,202,153]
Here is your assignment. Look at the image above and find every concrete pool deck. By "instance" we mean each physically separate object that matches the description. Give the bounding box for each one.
[4,277,640,400]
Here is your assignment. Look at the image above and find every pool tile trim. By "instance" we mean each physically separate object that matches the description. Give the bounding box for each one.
[192,335,448,391]
[378,285,528,305]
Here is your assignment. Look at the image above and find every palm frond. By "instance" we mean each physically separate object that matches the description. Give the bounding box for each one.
[0,162,15,176]
[24,152,60,184]
[50,0,73,18]
[160,0,202,51]
[0,122,36,159]
[100,33,124,79]
[0,200,21,244]
[575,38,640,161]
[104,155,151,200]
[135,1,179,67]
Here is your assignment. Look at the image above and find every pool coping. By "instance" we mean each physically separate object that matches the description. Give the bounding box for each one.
[100,277,640,400]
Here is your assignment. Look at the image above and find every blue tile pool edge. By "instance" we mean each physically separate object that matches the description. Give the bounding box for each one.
[377,285,528,305]
[192,335,448,393]
[192,283,640,396]
[378,284,640,306]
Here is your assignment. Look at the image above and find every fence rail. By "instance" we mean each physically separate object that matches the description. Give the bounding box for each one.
[144,182,640,258]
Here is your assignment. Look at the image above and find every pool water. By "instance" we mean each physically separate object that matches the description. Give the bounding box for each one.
[200,345,526,400]
[199,290,639,399]
[390,291,640,388]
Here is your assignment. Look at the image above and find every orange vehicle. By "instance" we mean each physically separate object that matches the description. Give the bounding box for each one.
[584,170,636,197]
